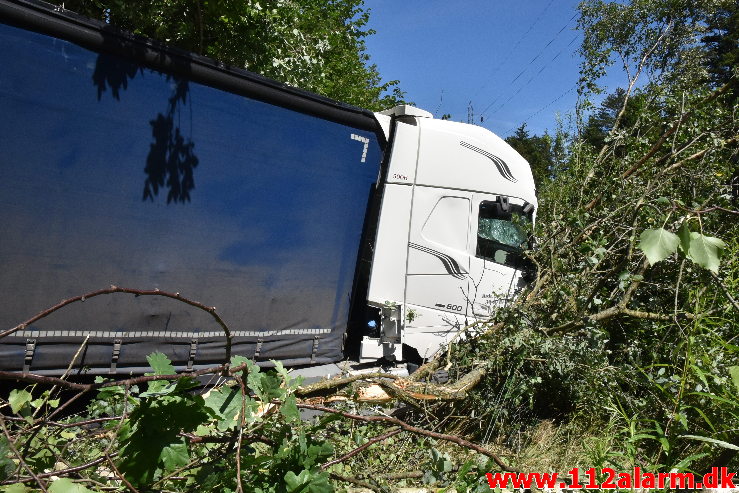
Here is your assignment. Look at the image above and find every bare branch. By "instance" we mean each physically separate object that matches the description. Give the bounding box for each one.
[0,454,114,485]
[321,428,402,469]
[1,415,120,429]
[295,372,400,396]
[296,403,518,473]
[0,363,248,393]
[329,473,384,493]
[232,373,247,493]
[591,21,674,168]
[105,453,140,493]
[0,414,48,491]
[0,286,233,364]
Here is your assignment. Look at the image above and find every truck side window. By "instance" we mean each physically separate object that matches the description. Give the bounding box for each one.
[421,196,470,252]
[476,200,529,267]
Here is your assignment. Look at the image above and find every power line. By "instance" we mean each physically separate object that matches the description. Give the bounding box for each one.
[479,13,578,119]
[472,0,556,99]
[522,14,575,68]
[482,33,579,118]
[503,83,577,135]
[506,0,556,63]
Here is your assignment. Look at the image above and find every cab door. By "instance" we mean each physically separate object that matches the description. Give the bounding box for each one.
[467,194,532,318]
[404,187,472,319]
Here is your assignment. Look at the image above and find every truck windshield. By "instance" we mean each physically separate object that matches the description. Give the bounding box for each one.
[476,200,530,267]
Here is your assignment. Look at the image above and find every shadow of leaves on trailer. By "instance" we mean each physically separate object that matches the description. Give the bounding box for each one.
[91,28,199,204]
[143,77,199,204]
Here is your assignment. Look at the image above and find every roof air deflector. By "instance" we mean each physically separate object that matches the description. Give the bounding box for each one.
[379,105,433,119]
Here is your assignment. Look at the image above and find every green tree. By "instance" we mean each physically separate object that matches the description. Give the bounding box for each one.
[505,124,557,189]
[702,2,739,91]
[581,87,646,152]
[702,1,739,202]
[444,0,739,475]
[50,0,403,110]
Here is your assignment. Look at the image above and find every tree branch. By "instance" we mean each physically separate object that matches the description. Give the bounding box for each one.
[710,272,739,312]
[295,372,399,397]
[0,414,48,491]
[297,403,518,473]
[321,428,402,469]
[0,286,233,365]
[329,473,384,493]
[0,454,114,485]
[105,453,139,493]
[621,82,733,180]
[659,135,739,176]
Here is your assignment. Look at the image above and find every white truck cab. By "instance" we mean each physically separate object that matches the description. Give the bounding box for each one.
[361,105,538,362]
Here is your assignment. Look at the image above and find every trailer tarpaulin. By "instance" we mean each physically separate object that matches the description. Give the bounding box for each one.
[0,3,384,374]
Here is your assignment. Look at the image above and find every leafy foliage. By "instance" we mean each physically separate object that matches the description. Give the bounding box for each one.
[580,88,646,153]
[48,0,404,110]
[0,354,342,492]
[441,0,739,477]
[702,3,739,95]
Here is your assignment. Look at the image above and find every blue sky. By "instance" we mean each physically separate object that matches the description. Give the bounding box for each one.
[363,0,586,138]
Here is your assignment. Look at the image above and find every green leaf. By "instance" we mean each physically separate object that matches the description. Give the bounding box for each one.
[147,352,175,375]
[729,366,739,394]
[284,470,332,493]
[659,437,670,452]
[8,390,31,414]
[138,384,176,398]
[677,221,691,254]
[456,460,475,481]
[306,473,332,493]
[230,355,249,369]
[261,372,285,401]
[672,452,708,471]
[1,485,30,493]
[680,435,739,450]
[118,394,210,486]
[280,395,300,423]
[160,441,189,471]
[284,470,305,490]
[684,232,726,273]
[60,430,77,440]
[204,386,251,430]
[273,360,293,387]
[638,228,679,265]
[48,478,97,493]
[0,437,14,482]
